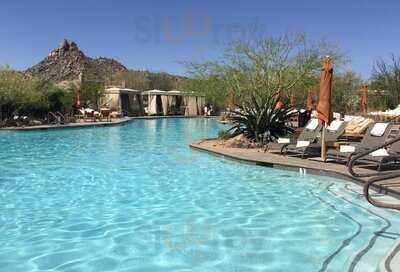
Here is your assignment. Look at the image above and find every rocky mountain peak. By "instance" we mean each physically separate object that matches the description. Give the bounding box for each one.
[25,39,128,83]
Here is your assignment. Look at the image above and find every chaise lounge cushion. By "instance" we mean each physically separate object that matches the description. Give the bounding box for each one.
[327,120,344,132]
[277,138,291,144]
[296,140,310,148]
[370,123,389,137]
[369,148,389,157]
[339,145,356,153]
[305,118,319,130]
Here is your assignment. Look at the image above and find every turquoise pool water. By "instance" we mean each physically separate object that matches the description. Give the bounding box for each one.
[1,118,400,272]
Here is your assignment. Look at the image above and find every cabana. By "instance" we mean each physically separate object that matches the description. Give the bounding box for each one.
[142,89,206,116]
[142,89,167,115]
[183,93,205,116]
[167,90,185,115]
[103,87,144,116]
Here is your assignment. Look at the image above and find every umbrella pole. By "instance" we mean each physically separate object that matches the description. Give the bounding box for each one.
[321,123,327,162]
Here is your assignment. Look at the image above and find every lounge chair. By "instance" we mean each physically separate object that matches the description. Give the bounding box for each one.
[327,122,397,165]
[280,119,347,158]
[267,118,322,156]
[100,108,111,122]
[344,116,373,135]
[349,124,400,170]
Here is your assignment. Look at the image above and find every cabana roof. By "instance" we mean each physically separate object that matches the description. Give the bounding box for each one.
[168,90,182,94]
[106,87,142,94]
[142,89,167,95]
[182,91,205,97]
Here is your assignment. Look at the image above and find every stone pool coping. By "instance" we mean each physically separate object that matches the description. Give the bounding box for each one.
[190,139,400,200]
[0,115,211,131]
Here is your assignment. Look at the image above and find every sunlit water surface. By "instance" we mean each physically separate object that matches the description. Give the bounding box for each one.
[0,118,400,271]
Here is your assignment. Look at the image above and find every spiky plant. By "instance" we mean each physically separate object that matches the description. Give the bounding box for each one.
[228,92,296,143]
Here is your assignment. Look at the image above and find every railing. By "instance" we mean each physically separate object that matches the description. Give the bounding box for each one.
[47,112,68,124]
[55,111,69,123]
[347,136,400,210]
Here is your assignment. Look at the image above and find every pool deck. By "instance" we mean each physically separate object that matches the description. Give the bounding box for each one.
[190,139,400,199]
[0,117,135,131]
[0,115,210,131]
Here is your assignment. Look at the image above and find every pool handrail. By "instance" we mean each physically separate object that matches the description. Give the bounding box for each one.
[347,135,400,210]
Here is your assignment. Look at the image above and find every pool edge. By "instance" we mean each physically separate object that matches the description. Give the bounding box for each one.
[190,139,400,200]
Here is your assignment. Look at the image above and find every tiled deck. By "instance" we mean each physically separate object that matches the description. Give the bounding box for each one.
[190,139,400,199]
[0,117,134,131]
[0,115,206,131]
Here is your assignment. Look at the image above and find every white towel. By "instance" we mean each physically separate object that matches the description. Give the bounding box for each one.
[306,119,319,130]
[370,148,389,157]
[340,145,355,153]
[296,141,310,148]
[327,120,343,132]
[333,112,341,119]
[370,123,389,137]
[277,138,290,144]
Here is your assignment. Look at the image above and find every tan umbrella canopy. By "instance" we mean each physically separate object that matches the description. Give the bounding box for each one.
[317,56,334,125]
[317,56,334,162]
[228,90,236,111]
[306,90,314,111]
[360,84,368,114]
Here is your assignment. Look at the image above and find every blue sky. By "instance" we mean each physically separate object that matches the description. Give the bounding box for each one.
[0,0,399,79]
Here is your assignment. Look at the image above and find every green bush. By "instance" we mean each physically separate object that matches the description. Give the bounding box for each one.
[229,92,296,143]
[0,66,76,120]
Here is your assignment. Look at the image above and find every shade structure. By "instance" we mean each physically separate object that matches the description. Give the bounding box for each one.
[148,95,158,115]
[161,95,169,116]
[103,88,144,116]
[306,90,314,111]
[143,90,166,115]
[317,56,333,125]
[185,96,199,116]
[197,96,205,115]
[360,84,368,114]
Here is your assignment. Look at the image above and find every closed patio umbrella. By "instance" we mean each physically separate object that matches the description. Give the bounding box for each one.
[317,56,334,162]
[360,84,368,114]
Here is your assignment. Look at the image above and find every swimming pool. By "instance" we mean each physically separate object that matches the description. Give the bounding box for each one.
[0,118,399,271]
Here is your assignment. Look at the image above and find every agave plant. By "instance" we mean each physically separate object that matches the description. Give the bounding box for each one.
[228,92,296,143]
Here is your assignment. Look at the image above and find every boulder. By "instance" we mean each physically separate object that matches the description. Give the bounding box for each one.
[224,134,252,148]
